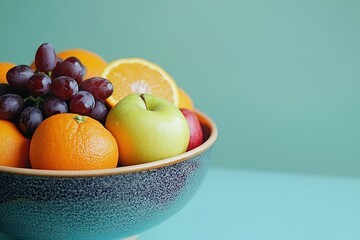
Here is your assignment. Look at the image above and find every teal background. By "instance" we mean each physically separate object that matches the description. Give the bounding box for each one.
[1,0,360,176]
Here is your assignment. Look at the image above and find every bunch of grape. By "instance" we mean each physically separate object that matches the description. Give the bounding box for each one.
[0,43,113,138]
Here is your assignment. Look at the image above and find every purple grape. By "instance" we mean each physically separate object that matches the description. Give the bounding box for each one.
[90,100,109,124]
[69,91,95,115]
[0,94,24,119]
[43,96,68,118]
[61,57,86,84]
[51,57,63,79]
[6,65,34,91]
[18,106,44,137]
[80,77,113,100]
[35,43,57,72]
[51,76,78,100]
[28,73,52,96]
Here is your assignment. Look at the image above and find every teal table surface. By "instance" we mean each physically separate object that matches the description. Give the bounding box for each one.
[1,167,360,240]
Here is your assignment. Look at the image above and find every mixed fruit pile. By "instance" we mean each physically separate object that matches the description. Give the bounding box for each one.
[0,43,203,170]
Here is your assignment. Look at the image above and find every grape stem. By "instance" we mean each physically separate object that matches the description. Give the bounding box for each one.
[24,96,44,108]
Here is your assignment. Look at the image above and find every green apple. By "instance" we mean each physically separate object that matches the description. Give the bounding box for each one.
[105,93,190,166]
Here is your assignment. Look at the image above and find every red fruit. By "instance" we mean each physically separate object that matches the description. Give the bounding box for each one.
[180,108,203,151]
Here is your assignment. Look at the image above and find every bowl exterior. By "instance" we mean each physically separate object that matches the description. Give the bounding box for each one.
[0,147,213,240]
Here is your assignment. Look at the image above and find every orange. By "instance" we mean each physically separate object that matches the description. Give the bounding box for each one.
[178,88,194,110]
[0,119,31,168]
[101,58,179,108]
[0,62,16,83]
[30,49,107,79]
[30,114,118,170]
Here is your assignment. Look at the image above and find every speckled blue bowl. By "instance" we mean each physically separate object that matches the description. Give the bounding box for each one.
[0,111,217,240]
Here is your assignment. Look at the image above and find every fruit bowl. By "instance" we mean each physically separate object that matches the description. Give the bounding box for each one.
[0,110,217,240]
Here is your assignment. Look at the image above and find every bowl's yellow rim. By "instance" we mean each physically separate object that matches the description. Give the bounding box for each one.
[0,110,218,177]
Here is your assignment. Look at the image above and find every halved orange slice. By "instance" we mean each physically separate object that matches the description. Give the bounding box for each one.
[101,58,179,108]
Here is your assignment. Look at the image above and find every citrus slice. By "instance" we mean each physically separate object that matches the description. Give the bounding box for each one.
[101,58,179,107]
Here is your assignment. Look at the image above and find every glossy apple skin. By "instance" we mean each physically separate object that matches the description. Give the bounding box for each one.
[105,94,190,166]
[180,108,203,151]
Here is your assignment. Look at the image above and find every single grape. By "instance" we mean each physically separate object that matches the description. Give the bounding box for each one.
[51,57,63,79]
[28,73,52,96]
[18,106,44,138]
[69,91,95,115]
[51,76,78,100]
[0,94,24,119]
[43,96,68,118]
[80,77,113,100]
[6,65,34,91]
[90,100,109,124]
[35,43,57,72]
[61,57,86,84]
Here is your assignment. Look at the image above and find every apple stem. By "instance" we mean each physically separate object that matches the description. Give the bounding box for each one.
[140,93,148,110]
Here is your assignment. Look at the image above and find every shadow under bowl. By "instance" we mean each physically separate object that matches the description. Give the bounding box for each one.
[0,110,217,240]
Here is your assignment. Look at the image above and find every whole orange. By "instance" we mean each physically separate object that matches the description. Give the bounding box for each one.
[178,88,194,111]
[0,119,31,168]
[30,114,118,170]
[0,62,16,83]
